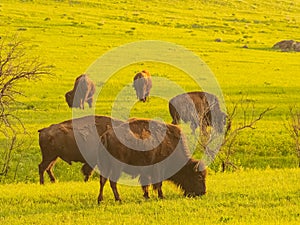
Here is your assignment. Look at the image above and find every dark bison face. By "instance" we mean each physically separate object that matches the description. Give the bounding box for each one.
[65,91,80,108]
[184,170,206,197]
[65,91,73,107]
[180,161,207,197]
[213,111,227,134]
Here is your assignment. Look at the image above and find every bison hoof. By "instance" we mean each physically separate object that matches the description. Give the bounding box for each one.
[97,196,103,204]
[143,194,150,199]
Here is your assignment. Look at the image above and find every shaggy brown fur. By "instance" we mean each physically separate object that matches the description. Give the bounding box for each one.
[38,115,124,184]
[169,91,226,135]
[97,118,206,203]
[65,74,95,109]
[133,70,152,102]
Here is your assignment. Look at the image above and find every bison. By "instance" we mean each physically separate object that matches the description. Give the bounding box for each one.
[65,74,95,109]
[133,70,152,102]
[272,40,300,52]
[97,118,207,203]
[169,91,226,135]
[38,115,124,184]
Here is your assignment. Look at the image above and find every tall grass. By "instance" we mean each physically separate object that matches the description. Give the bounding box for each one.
[0,0,299,178]
[0,168,299,225]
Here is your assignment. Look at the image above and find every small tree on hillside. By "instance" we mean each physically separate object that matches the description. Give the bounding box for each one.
[0,36,51,179]
[199,97,273,172]
[285,107,300,167]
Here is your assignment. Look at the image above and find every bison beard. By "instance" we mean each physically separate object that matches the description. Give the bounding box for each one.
[97,118,206,203]
[38,115,124,184]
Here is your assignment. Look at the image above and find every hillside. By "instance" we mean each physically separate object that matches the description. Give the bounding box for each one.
[0,0,299,181]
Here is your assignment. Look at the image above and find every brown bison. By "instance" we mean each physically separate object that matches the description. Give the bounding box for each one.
[97,118,207,203]
[133,70,152,102]
[65,74,95,109]
[272,40,300,52]
[38,115,124,184]
[169,91,226,135]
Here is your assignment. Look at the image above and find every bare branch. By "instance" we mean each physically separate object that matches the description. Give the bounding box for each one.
[0,35,52,179]
[199,95,274,172]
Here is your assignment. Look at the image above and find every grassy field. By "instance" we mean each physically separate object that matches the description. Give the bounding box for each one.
[0,0,299,224]
[0,169,299,225]
[0,0,299,181]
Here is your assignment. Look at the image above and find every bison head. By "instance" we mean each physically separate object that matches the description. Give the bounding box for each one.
[213,111,227,134]
[170,160,207,197]
[65,91,73,108]
[65,91,80,108]
[184,160,207,196]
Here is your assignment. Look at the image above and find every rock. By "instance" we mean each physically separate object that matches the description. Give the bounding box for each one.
[293,42,300,52]
[273,40,300,52]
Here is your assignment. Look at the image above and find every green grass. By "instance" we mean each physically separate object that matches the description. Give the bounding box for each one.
[0,0,299,223]
[0,168,299,225]
[0,0,299,182]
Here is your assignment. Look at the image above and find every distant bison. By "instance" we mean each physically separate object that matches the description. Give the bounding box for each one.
[133,70,152,102]
[272,40,300,52]
[38,115,123,184]
[97,118,207,203]
[65,74,95,109]
[169,91,226,135]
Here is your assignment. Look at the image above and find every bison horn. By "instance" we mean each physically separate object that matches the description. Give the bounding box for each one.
[194,161,206,172]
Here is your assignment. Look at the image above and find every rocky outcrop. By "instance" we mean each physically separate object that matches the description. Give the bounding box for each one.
[273,40,300,52]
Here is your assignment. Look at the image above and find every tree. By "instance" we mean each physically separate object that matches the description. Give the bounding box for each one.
[199,97,273,172]
[285,107,300,167]
[0,36,51,179]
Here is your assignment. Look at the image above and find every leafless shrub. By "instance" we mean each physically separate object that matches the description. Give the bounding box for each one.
[0,36,52,179]
[199,96,273,172]
[285,107,300,167]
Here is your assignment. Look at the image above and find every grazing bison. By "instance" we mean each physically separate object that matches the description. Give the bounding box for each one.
[272,40,300,52]
[133,70,152,102]
[97,118,207,203]
[38,115,124,184]
[169,91,226,135]
[65,74,95,109]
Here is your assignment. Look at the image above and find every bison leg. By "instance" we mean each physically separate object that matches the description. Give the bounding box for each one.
[153,182,164,199]
[80,98,84,110]
[142,185,150,199]
[87,98,93,108]
[38,163,45,185]
[46,160,57,183]
[190,121,198,134]
[38,158,57,184]
[81,163,93,182]
[98,175,107,204]
[109,180,121,202]
[140,175,151,199]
